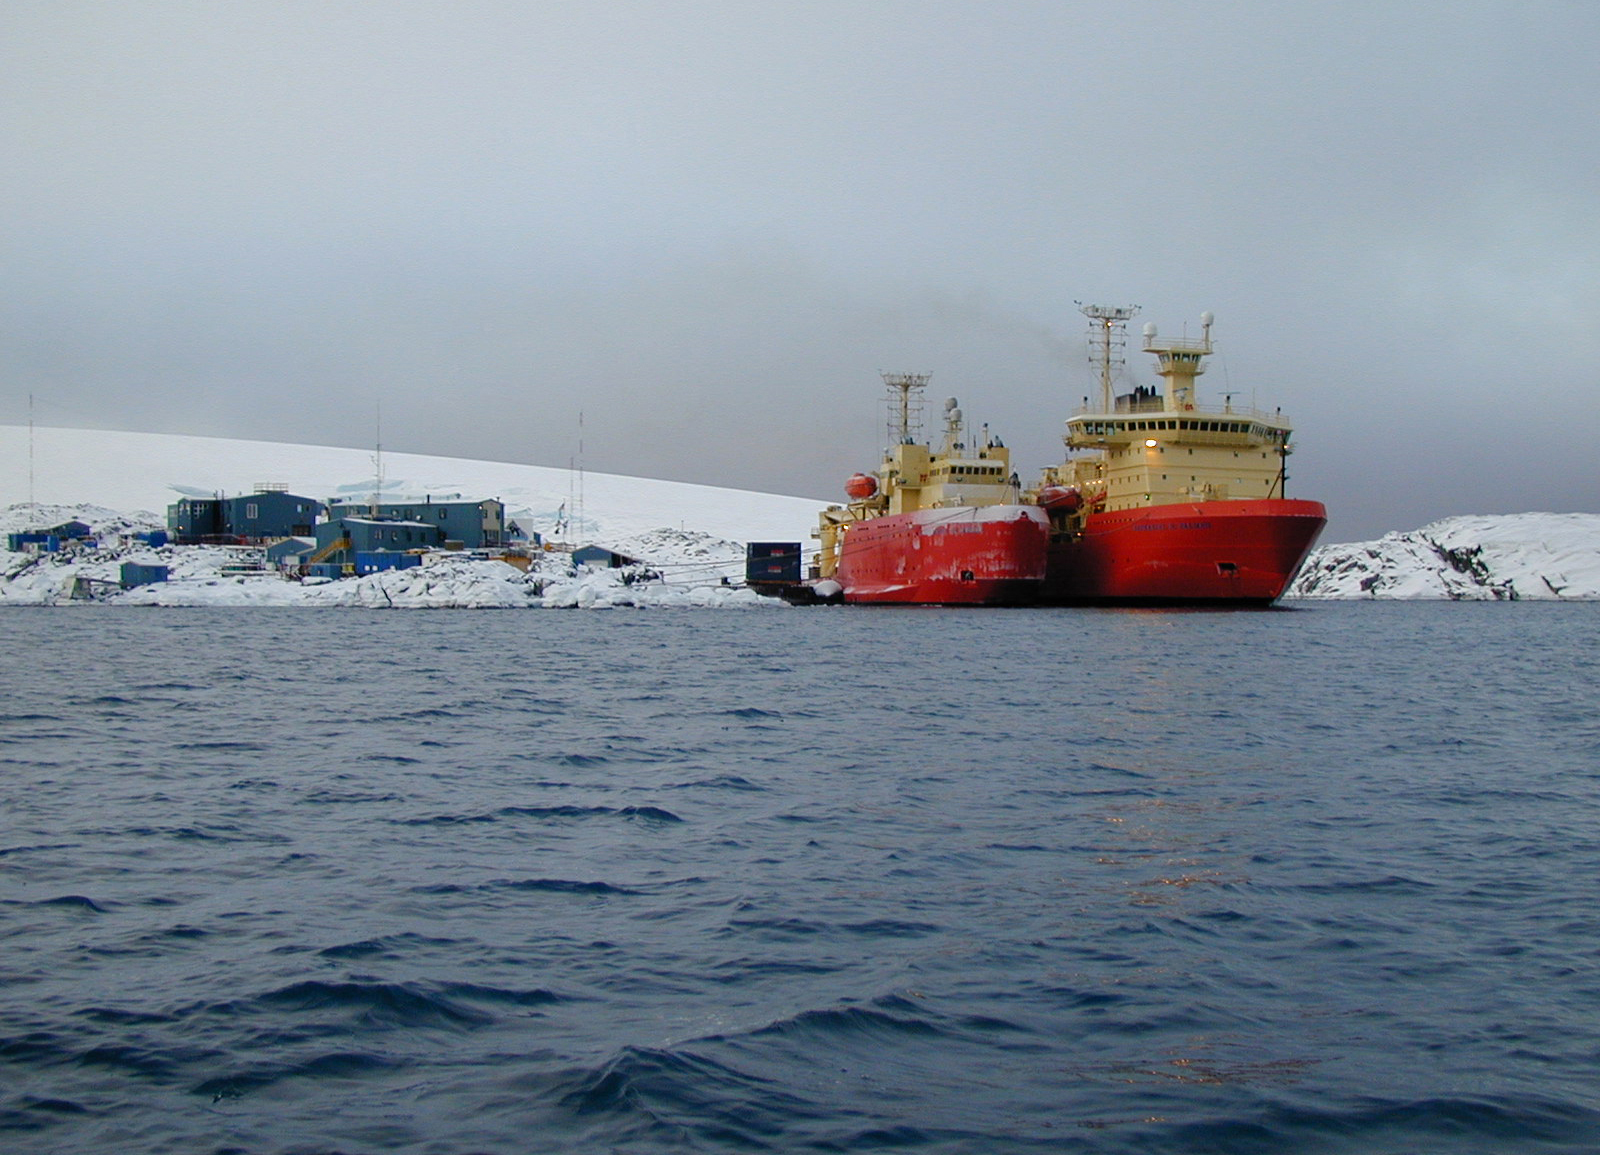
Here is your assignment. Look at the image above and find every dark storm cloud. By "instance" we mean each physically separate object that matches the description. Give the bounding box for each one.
[3,0,1596,539]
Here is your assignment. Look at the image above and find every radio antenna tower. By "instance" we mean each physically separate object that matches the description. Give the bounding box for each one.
[370,402,384,517]
[1077,303,1140,413]
[881,372,930,447]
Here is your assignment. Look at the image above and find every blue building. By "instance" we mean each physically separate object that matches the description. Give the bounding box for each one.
[7,521,96,553]
[47,520,94,541]
[120,561,169,588]
[572,545,642,569]
[167,487,323,544]
[7,532,57,553]
[354,551,424,575]
[313,516,445,563]
[324,496,506,548]
[167,497,221,542]
[265,537,316,572]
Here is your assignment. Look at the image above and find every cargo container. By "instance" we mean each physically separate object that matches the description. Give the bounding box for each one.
[120,562,169,588]
[354,551,422,575]
[745,541,802,585]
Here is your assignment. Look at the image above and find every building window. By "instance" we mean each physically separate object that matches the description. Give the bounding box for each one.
[246,503,259,519]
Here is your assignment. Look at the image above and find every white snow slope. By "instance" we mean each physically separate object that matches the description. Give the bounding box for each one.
[1288,513,1600,600]
[1,425,820,544]
[0,426,824,609]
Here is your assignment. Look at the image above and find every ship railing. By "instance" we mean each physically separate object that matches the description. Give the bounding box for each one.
[1073,400,1290,425]
[1144,335,1212,353]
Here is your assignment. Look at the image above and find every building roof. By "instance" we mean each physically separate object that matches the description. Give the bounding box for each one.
[333,517,439,529]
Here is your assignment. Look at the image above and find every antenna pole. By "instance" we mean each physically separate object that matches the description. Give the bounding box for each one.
[880,373,930,447]
[28,393,35,511]
[1076,303,1140,412]
[371,402,384,517]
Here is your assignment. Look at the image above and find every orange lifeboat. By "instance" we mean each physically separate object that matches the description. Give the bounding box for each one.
[844,472,879,500]
[1036,485,1082,512]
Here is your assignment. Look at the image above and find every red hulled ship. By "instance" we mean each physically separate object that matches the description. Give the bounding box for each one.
[1032,306,1325,605]
[807,308,1325,606]
[813,376,1048,605]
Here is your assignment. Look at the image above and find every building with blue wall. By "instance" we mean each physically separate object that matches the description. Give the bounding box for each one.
[324,497,506,548]
[572,545,643,569]
[313,517,445,561]
[167,487,323,544]
[167,497,221,542]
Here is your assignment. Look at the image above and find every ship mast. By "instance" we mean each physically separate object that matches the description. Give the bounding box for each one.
[881,372,929,447]
[1077,303,1140,413]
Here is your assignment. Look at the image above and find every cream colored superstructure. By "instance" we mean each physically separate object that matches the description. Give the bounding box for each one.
[1037,314,1293,517]
[815,382,1020,579]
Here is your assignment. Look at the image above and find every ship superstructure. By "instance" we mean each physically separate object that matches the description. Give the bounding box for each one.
[815,373,1048,604]
[1033,306,1326,603]
[1037,308,1292,513]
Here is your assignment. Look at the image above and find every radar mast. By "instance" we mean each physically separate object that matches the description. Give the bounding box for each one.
[881,372,930,447]
[1077,303,1140,413]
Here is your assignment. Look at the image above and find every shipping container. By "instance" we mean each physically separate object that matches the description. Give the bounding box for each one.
[745,541,802,584]
[354,551,422,575]
[119,562,169,588]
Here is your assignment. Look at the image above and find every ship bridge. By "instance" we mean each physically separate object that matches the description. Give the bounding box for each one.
[1039,308,1302,514]
[1066,404,1291,451]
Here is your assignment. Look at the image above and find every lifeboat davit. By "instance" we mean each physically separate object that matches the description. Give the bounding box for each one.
[844,472,879,500]
[1036,485,1082,512]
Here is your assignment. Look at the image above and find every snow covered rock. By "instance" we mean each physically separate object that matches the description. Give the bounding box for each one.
[1289,513,1600,600]
[0,502,787,609]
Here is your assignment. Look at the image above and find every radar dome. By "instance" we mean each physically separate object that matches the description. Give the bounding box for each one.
[1143,323,1157,337]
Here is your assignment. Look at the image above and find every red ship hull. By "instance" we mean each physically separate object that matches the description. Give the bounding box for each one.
[1042,498,1327,605]
[835,506,1050,605]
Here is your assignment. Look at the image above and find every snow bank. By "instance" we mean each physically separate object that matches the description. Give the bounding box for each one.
[0,426,820,610]
[0,425,820,546]
[1,505,786,610]
[1289,513,1600,600]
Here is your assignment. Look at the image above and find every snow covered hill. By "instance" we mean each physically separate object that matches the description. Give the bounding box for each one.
[0,426,828,608]
[1288,513,1600,600]
[0,425,822,545]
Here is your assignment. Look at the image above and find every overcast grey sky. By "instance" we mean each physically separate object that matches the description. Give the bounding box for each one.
[4,0,1597,540]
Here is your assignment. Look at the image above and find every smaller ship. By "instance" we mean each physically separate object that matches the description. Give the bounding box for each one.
[1032,306,1326,604]
[813,374,1048,604]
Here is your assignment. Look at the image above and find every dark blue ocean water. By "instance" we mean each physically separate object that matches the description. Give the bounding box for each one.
[2,602,1598,1154]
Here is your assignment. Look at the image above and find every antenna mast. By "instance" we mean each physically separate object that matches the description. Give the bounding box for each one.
[1077,303,1140,413]
[370,403,384,517]
[880,373,930,447]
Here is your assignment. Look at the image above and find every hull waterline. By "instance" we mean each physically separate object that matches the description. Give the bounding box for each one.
[1042,498,1327,605]
[836,506,1049,605]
